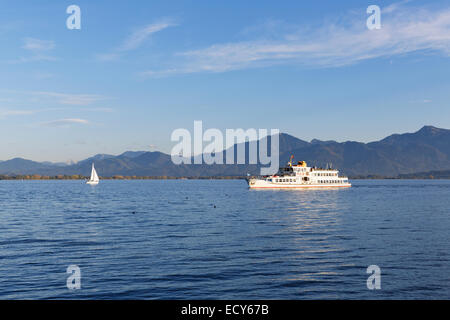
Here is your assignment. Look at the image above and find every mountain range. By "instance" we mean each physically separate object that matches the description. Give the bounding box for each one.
[1,126,450,177]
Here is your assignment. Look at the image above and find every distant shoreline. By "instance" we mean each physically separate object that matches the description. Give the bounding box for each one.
[1,175,450,180]
[0,175,244,180]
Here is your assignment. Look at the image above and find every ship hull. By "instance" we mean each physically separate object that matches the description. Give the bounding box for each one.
[249,185,351,189]
[246,178,351,189]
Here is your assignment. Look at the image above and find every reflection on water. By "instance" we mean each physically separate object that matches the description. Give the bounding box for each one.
[0,179,450,299]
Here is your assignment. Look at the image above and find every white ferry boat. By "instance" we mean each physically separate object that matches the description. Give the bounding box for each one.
[247,157,351,189]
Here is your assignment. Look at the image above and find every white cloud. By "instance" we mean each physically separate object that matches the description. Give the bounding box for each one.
[31,91,108,106]
[143,3,450,76]
[98,19,177,61]
[0,109,35,119]
[41,118,89,127]
[22,38,55,51]
[119,20,177,52]
[9,38,57,63]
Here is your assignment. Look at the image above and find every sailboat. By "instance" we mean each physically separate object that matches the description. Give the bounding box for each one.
[86,163,99,185]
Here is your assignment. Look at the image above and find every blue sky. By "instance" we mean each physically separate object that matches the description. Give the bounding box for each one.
[1,0,450,162]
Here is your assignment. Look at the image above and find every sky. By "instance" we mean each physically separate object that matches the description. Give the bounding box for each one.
[0,0,450,162]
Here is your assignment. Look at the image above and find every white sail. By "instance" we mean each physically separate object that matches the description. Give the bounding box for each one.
[87,163,99,185]
[91,164,99,182]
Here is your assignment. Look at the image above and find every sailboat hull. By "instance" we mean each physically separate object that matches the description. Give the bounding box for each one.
[86,181,99,185]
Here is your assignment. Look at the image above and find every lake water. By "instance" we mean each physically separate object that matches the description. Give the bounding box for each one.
[0,179,449,299]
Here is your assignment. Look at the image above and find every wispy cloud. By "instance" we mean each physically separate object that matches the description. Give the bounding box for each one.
[0,109,35,119]
[97,19,177,61]
[143,3,450,76]
[410,99,433,104]
[31,91,108,106]
[119,20,176,51]
[10,38,58,63]
[41,118,89,127]
[22,38,55,51]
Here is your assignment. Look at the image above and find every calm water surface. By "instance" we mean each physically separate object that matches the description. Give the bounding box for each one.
[0,179,449,299]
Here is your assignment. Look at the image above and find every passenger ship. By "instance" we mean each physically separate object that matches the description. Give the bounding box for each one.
[247,157,351,189]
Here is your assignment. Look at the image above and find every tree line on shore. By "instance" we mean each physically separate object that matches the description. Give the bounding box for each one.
[0,174,245,180]
[1,170,450,180]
